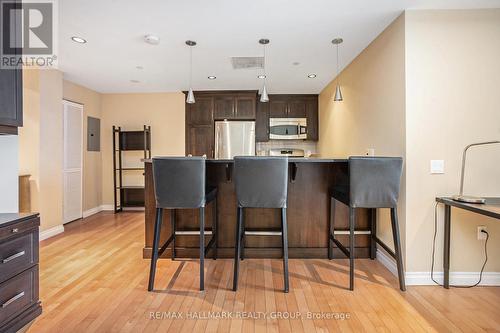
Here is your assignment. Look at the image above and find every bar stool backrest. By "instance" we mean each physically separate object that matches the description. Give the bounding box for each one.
[234,157,289,208]
[152,157,206,208]
[349,156,403,208]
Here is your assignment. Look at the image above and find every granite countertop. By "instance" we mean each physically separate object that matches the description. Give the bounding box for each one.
[143,157,347,163]
[0,212,39,227]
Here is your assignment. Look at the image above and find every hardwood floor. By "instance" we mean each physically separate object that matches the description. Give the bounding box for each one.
[29,212,500,333]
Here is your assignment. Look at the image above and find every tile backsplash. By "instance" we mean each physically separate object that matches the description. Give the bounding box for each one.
[256,140,318,157]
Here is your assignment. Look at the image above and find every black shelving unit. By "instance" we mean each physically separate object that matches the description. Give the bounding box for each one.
[113,125,151,213]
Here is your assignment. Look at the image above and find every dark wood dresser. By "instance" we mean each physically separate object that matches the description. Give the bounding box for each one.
[0,213,42,333]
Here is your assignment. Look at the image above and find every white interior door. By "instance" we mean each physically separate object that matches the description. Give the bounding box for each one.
[63,100,83,223]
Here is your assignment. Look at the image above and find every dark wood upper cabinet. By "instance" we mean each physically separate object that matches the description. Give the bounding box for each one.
[187,96,214,125]
[214,96,235,119]
[287,99,307,118]
[306,97,319,141]
[0,0,23,135]
[234,96,256,119]
[213,93,256,120]
[269,98,288,118]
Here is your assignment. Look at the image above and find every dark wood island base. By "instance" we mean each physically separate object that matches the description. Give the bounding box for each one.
[143,158,372,259]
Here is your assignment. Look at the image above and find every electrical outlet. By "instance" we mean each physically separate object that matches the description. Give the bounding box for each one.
[430,160,444,174]
[477,226,487,240]
[365,148,375,156]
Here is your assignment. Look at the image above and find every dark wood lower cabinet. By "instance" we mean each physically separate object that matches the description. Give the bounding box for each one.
[143,160,370,259]
[0,213,42,333]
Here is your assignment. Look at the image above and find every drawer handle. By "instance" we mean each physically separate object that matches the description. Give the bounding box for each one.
[2,291,25,308]
[11,228,19,233]
[2,251,26,264]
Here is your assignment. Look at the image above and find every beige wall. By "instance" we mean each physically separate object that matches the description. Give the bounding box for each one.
[19,70,40,214]
[319,9,500,275]
[100,93,185,206]
[318,14,406,248]
[20,69,64,231]
[63,80,103,211]
[405,9,500,272]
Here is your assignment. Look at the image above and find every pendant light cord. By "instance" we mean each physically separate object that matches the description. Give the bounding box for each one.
[336,44,340,84]
[263,43,266,85]
[189,46,193,88]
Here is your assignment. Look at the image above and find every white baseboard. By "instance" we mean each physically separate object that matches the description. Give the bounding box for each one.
[376,246,500,286]
[101,204,114,211]
[82,206,102,218]
[376,246,398,277]
[405,271,500,286]
[39,225,64,241]
[82,204,114,218]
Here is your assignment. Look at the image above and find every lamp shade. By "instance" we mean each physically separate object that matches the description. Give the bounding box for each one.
[334,85,343,102]
[186,88,195,104]
[260,84,269,102]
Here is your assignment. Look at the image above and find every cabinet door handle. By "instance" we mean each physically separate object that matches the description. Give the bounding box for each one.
[2,251,26,264]
[2,291,25,308]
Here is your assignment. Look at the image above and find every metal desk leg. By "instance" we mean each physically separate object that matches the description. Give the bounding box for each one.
[443,204,451,289]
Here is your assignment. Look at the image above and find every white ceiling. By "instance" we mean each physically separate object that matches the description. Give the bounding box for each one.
[59,0,500,94]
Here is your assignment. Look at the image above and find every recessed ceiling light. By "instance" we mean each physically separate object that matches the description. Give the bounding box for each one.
[130,79,140,83]
[292,62,300,66]
[71,36,86,44]
[307,74,317,78]
[144,34,160,45]
[136,66,144,70]
[257,75,266,79]
[208,76,216,80]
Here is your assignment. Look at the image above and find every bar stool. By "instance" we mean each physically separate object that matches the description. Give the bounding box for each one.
[328,156,405,291]
[232,157,289,293]
[148,157,218,292]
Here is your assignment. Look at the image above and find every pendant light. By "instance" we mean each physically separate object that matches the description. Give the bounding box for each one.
[186,40,196,104]
[259,38,270,103]
[332,38,343,102]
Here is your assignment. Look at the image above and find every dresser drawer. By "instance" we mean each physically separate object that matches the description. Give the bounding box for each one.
[0,266,39,324]
[0,217,39,241]
[0,231,38,283]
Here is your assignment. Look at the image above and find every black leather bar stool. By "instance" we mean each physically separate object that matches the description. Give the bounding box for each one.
[148,157,218,292]
[232,157,289,293]
[328,156,405,291]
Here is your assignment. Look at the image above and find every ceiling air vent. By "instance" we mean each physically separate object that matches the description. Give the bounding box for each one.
[231,57,264,70]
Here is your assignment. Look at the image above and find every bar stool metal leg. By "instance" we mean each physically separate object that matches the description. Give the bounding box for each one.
[200,207,205,291]
[349,207,355,291]
[328,197,335,260]
[370,208,376,260]
[213,198,218,260]
[240,209,245,261]
[281,208,289,293]
[390,207,406,291]
[171,209,176,260]
[148,208,163,291]
[233,207,243,291]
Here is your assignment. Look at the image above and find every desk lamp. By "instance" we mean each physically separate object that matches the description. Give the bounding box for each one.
[453,140,500,204]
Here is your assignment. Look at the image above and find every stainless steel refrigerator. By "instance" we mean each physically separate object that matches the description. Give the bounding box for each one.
[215,120,255,159]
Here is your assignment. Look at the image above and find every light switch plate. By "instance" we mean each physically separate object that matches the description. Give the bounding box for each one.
[430,160,444,174]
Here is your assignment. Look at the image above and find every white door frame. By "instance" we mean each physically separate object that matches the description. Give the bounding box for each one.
[62,99,84,223]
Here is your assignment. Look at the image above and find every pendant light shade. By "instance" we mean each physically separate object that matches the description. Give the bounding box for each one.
[186,87,195,104]
[332,38,343,102]
[334,85,343,102]
[185,40,196,104]
[259,38,270,103]
[260,84,269,102]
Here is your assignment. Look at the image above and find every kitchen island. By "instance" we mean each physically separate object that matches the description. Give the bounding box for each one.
[143,158,372,259]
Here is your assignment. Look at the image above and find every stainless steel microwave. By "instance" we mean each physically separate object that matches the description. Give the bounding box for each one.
[269,118,307,140]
